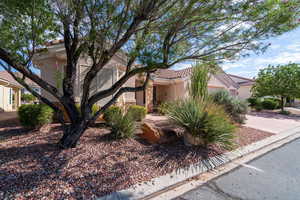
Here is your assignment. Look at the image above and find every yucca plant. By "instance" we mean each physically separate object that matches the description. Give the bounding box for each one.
[107,111,135,139]
[167,98,235,150]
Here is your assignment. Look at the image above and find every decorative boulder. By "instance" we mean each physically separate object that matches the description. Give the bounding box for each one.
[140,122,181,144]
[140,122,161,143]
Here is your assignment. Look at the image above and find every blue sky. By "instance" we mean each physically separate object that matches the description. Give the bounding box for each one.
[173,27,300,79]
[222,27,300,78]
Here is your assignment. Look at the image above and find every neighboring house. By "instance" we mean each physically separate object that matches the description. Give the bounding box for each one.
[32,40,136,107]
[136,68,240,110]
[0,71,22,112]
[228,74,255,100]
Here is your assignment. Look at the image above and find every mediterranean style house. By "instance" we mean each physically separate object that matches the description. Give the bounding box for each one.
[0,71,22,112]
[228,74,255,99]
[32,40,253,111]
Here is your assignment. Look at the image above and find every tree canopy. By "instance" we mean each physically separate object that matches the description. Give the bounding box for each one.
[252,63,300,110]
[0,0,299,148]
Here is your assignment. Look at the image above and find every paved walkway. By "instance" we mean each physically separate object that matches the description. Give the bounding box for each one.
[175,138,300,200]
[244,112,300,134]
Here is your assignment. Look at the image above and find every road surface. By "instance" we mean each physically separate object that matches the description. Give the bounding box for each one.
[174,138,300,200]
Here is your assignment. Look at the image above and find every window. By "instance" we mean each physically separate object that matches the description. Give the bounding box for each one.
[9,88,12,104]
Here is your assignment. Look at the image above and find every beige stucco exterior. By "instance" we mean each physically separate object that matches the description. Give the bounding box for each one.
[0,79,21,112]
[33,43,136,106]
[238,85,252,99]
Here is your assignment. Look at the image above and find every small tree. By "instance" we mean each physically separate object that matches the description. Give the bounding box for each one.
[0,0,299,148]
[252,63,300,111]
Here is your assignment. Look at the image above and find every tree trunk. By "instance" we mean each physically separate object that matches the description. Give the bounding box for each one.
[280,96,284,111]
[58,121,88,149]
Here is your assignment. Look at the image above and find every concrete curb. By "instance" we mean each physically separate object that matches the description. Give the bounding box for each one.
[98,126,300,200]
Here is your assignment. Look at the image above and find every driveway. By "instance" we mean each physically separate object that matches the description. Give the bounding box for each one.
[0,112,19,127]
[175,138,300,200]
[244,111,300,134]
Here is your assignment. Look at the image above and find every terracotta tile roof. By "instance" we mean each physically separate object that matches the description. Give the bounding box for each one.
[228,74,255,86]
[154,67,239,89]
[0,71,40,88]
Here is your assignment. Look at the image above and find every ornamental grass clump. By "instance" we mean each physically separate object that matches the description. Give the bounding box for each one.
[127,105,147,121]
[211,90,248,123]
[106,110,135,139]
[167,99,235,150]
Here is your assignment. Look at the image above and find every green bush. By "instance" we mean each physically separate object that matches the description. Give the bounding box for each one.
[261,99,279,110]
[254,102,263,111]
[167,99,235,149]
[75,103,100,115]
[127,105,147,121]
[157,102,174,115]
[21,94,37,103]
[18,104,54,129]
[279,110,290,115]
[103,105,122,122]
[107,111,135,139]
[210,90,248,123]
[247,97,260,107]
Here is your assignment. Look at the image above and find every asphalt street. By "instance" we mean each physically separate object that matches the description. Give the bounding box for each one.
[174,138,300,200]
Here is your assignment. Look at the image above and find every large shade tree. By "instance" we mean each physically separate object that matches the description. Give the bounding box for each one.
[0,0,299,148]
[252,63,300,111]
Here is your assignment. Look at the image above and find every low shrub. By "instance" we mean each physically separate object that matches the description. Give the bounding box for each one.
[75,103,100,115]
[157,102,174,115]
[107,111,135,139]
[167,99,235,149]
[247,97,260,107]
[18,104,54,129]
[210,90,248,123]
[127,105,147,121]
[103,105,122,122]
[261,99,278,110]
[279,110,290,115]
[254,102,263,111]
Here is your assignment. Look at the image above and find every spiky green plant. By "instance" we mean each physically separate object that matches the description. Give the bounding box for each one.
[210,90,248,123]
[167,98,235,150]
[189,63,210,100]
[107,111,135,139]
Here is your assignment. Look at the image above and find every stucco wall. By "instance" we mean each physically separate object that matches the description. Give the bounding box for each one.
[238,85,252,99]
[36,54,135,106]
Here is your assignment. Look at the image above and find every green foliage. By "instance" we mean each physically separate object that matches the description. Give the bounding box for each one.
[103,106,122,122]
[253,63,300,110]
[167,99,235,149]
[261,98,279,110]
[127,105,147,121]
[107,111,135,139]
[21,94,36,102]
[157,102,174,115]
[279,110,290,115]
[75,103,100,116]
[211,90,248,123]
[18,104,53,129]
[254,102,263,111]
[189,62,211,100]
[247,97,260,107]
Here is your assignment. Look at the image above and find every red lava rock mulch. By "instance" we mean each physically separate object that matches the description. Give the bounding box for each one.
[0,124,273,199]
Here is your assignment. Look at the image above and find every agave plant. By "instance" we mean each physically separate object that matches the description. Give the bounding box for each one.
[167,98,235,150]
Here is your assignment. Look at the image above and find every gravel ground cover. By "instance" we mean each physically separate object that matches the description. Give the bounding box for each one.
[0,124,273,199]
